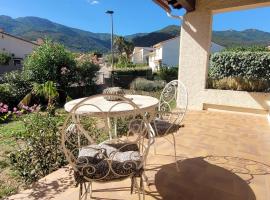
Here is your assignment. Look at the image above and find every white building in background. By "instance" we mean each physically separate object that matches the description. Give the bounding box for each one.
[131,47,154,65]
[0,29,40,66]
[144,36,225,72]
[149,37,180,71]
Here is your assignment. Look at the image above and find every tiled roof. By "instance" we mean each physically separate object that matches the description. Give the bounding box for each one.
[0,31,39,46]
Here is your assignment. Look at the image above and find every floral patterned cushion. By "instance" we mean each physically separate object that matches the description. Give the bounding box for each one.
[74,143,142,183]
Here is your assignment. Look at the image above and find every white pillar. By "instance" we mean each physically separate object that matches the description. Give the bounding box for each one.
[178,10,212,110]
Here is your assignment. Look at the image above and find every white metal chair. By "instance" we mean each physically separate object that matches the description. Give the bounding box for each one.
[61,94,152,200]
[152,80,188,170]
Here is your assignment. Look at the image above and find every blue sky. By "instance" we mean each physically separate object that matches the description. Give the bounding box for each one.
[0,0,270,35]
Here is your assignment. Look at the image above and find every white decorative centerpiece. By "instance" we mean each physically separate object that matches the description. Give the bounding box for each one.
[103,87,125,101]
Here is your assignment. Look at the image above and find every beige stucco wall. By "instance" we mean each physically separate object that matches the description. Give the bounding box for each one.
[178,0,270,112]
[0,33,38,59]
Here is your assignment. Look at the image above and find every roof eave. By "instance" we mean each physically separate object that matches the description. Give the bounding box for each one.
[152,0,171,13]
[153,0,196,13]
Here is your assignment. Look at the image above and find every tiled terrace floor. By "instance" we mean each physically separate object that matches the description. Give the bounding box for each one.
[7,111,270,200]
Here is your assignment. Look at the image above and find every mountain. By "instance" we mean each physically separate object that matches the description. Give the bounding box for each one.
[129,25,270,47]
[0,15,111,52]
[128,25,180,47]
[212,29,270,47]
[0,15,270,52]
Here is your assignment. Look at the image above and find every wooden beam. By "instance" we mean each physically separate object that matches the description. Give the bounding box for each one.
[152,0,171,12]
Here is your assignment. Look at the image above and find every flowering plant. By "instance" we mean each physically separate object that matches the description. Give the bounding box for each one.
[0,102,40,123]
[0,103,12,123]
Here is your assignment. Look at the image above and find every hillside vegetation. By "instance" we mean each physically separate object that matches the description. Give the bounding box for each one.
[0,16,270,52]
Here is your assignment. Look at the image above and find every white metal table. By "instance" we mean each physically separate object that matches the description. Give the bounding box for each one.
[64,94,159,140]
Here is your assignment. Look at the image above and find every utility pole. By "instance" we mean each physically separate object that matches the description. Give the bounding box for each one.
[106,10,114,86]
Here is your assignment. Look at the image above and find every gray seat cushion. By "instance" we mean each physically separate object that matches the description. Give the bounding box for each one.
[151,119,181,136]
[74,143,142,183]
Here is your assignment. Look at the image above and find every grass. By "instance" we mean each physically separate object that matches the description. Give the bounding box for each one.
[0,109,67,199]
[0,119,26,199]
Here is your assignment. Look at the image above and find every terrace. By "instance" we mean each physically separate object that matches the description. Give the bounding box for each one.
[3,0,270,199]
[7,110,270,200]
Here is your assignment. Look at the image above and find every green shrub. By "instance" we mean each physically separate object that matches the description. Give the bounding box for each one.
[23,40,76,91]
[209,51,270,92]
[0,53,11,65]
[158,66,178,82]
[75,60,100,86]
[112,67,152,88]
[0,71,32,107]
[210,51,270,81]
[223,46,269,52]
[130,78,165,92]
[207,77,270,92]
[9,113,66,183]
[115,55,135,68]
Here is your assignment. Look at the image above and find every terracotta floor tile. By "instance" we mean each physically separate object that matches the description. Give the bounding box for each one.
[7,111,270,200]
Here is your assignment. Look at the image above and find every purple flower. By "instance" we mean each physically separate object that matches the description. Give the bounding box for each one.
[13,107,17,112]
[16,111,22,116]
[3,104,8,109]
[0,103,3,107]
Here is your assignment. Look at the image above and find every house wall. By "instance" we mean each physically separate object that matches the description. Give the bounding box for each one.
[162,37,180,67]
[0,33,37,59]
[148,47,163,71]
[132,48,153,64]
[178,0,270,113]
[149,54,156,71]
[132,48,143,64]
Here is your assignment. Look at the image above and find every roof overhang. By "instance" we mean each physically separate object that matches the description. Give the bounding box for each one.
[153,0,196,12]
[153,0,171,12]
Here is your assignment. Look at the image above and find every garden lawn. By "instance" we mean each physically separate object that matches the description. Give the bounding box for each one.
[0,120,26,198]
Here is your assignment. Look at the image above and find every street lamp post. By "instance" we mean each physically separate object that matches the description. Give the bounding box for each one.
[106,10,114,86]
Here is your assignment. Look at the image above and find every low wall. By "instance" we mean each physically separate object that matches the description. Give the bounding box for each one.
[0,65,22,75]
[186,89,270,114]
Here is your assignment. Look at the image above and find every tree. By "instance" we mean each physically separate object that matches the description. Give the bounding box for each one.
[20,81,59,115]
[23,39,76,91]
[114,36,134,58]
[33,81,59,107]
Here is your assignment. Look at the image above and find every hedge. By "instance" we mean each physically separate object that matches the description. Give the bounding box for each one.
[209,51,270,81]
[208,51,270,92]
[112,67,152,88]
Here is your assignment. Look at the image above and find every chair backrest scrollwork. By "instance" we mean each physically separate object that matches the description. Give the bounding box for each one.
[156,80,188,135]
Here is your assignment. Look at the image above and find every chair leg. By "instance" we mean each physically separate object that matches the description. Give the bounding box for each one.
[131,177,135,194]
[172,133,180,172]
[140,176,145,200]
[134,178,141,200]
[89,182,93,198]
[79,182,93,200]
[142,171,151,186]
[79,183,83,200]
[153,140,157,155]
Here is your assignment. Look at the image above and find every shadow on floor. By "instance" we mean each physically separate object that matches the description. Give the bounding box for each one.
[24,168,75,200]
[155,157,256,200]
[204,155,270,184]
